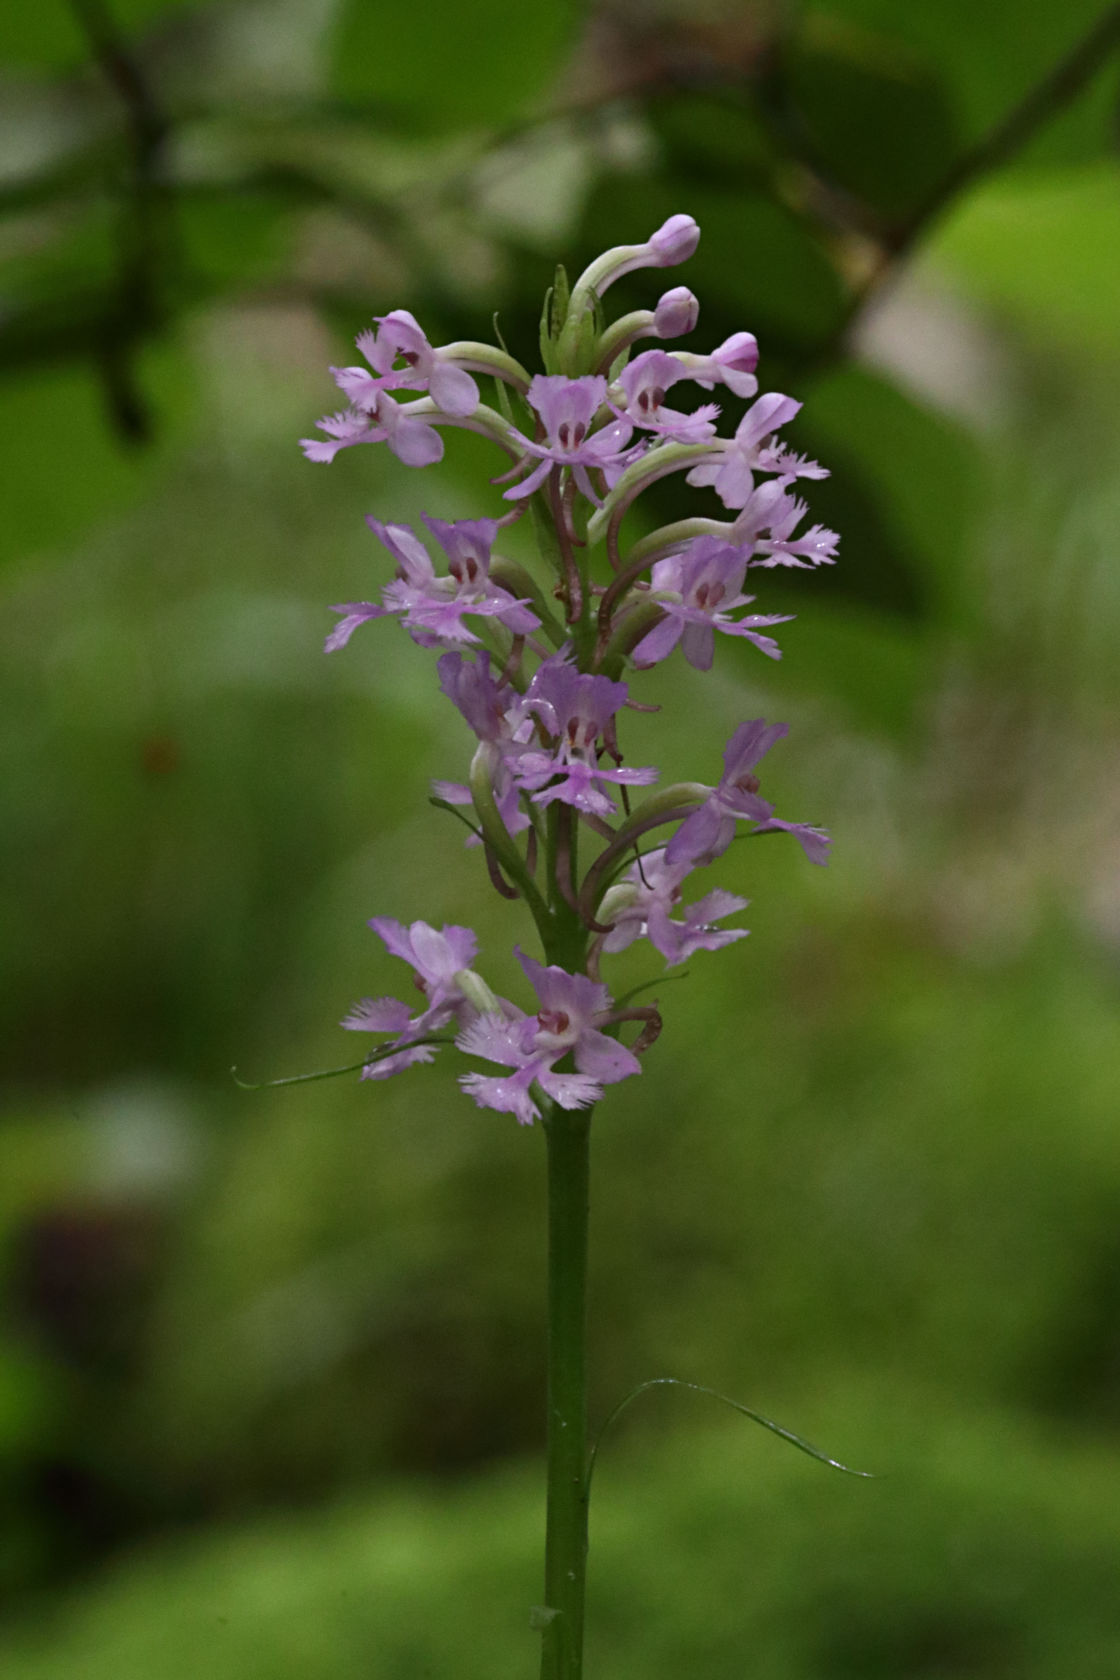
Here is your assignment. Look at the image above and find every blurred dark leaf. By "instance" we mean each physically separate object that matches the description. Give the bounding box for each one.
[807,0,1120,141]
[730,367,984,734]
[784,34,960,222]
[328,0,583,134]
[798,366,985,629]
[0,202,118,328]
[649,90,780,190]
[0,0,219,71]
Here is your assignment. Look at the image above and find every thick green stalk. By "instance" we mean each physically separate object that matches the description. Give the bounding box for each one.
[538,1100,592,1680]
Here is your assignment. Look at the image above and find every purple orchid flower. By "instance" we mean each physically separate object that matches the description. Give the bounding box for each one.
[686,392,826,509]
[673,332,760,399]
[325,517,539,653]
[300,391,444,468]
[503,377,634,504]
[630,536,793,671]
[613,351,720,444]
[601,847,749,967]
[457,951,641,1125]
[341,918,480,1079]
[666,720,830,868]
[328,309,479,417]
[513,655,658,817]
[437,651,532,752]
[741,490,840,570]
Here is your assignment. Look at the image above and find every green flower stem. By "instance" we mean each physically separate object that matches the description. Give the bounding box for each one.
[592,309,655,374]
[585,442,716,547]
[538,1098,592,1680]
[488,559,568,649]
[624,516,731,569]
[438,341,532,391]
[469,745,551,940]
[405,398,523,462]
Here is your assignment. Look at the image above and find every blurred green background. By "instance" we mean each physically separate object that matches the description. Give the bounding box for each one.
[4,1,1120,1675]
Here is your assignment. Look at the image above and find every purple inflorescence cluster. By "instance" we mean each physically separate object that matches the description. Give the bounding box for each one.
[303,213,838,1125]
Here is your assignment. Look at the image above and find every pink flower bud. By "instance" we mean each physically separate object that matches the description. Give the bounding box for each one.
[647,214,700,267]
[653,287,700,338]
[713,331,759,384]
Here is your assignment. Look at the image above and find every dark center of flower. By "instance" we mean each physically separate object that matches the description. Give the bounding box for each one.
[538,1009,570,1035]
[566,716,597,753]
[556,421,586,451]
[735,773,761,795]
[449,551,482,587]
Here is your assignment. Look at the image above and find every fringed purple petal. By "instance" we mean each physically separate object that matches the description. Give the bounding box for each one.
[324,602,387,652]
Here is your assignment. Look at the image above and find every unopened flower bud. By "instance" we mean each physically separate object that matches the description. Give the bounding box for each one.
[647,215,700,267]
[653,287,699,338]
[565,215,703,327]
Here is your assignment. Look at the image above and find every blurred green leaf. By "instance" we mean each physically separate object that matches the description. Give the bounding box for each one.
[328,0,583,134]
[174,192,293,294]
[934,162,1120,354]
[0,1352,58,1461]
[0,8,86,71]
[774,606,934,739]
[0,341,191,570]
